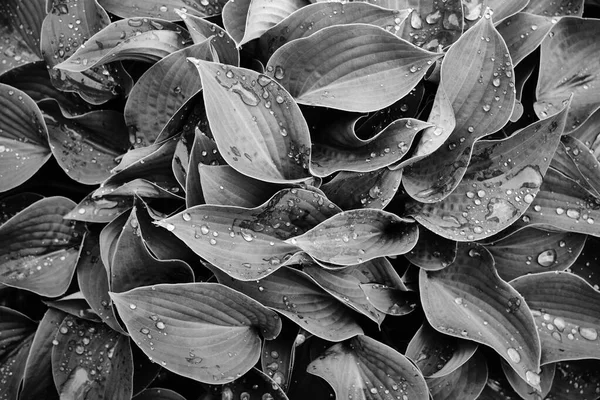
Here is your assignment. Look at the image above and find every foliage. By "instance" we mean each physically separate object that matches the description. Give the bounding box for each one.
[1,0,600,399]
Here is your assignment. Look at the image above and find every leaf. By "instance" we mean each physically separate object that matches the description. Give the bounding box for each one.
[310,118,431,177]
[535,17,600,133]
[265,23,441,112]
[64,191,133,223]
[406,102,568,241]
[222,0,309,47]
[0,1,43,75]
[402,11,516,203]
[485,0,530,23]
[405,322,478,378]
[45,293,102,322]
[308,335,429,400]
[0,197,85,297]
[522,0,584,17]
[0,83,51,192]
[500,361,555,400]
[288,209,418,266]
[559,135,600,196]
[124,41,213,145]
[419,243,542,389]
[52,315,133,400]
[359,284,417,316]
[133,388,186,400]
[199,164,287,208]
[110,283,282,384]
[0,306,36,400]
[55,18,192,73]
[404,226,458,271]
[482,228,587,281]
[426,350,488,400]
[98,0,227,20]
[400,0,463,51]
[546,360,600,399]
[497,13,554,66]
[570,108,600,160]
[510,272,600,365]
[257,2,411,61]
[210,367,289,400]
[189,59,312,183]
[0,192,43,226]
[211,266,364,342]
[261,324,297,390]
[521,168,600,237]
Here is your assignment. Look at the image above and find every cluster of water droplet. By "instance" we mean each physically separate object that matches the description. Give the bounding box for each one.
[406,2,462,50]
[531,309,599,343]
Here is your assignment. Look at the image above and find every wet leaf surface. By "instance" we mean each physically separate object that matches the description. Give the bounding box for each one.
[522,0,584,17]
[0,1,43,75]
[570,107,600,160]
[404,226,457,271]
[559,135,600,196]
[208,367,289,400]
[420,243,542,389]
[98,0,227,20]
[261,324,297,391]
[500,360,555,400]
[497,12,555,66]
[426,349,488,400]
[110,283,282,384]
[64,191,133,223]
[359,283,417,316]
[399,0,463,51]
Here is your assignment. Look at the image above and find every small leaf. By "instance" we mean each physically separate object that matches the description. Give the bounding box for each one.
[110,283,282,384]
[52,315,133,400]
[483,228,587,281]
[288,209,418,265]
[426,350,488,400]
[510,272,600,364]
[308,335,429,400]
[98,0,227,20]
[501,361,555,400]
[189,59,312,183]
[497,13,554,66]
[55,18,192,73]
[212,266,364,342]
[404,226,457,271]
[522,0,584,17]
[265,23,441,112]
[0,197,84,297]
[0,83,51,192]
[420,243,542,389]
[400,0,463,51]
[535,17,600,132]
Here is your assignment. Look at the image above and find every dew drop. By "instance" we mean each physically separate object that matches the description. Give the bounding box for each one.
[525,370,541,387]
[129,304,137,310]
[165,223,175,231]
[492,78,501,87]
[155,321,166,330]
[579,327,598,341]
[274,66,285,80]
[507,347,521,363]
[536,249,556,267]
[553,317,566,331]
[566,209,580,219]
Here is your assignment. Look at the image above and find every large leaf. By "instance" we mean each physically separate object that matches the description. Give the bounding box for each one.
[535,17,600,133]
[308,335,429,400]
[288,209,418,265]
[0,197,84,297]
[510,272,600,364]
[403,10,516,203]
[426,350,488,400]
[51,315,133,400]
[55,18,192,73]
[189,59,312,183]
[124,40,213,145]
[110,283,282,384]
[264,23,441,112]
[0,83,51,192]
[212,265,364,342]
[420,243,542,389]
[98,0,227,20]
[399,0,463,50]
[406,102,568,241]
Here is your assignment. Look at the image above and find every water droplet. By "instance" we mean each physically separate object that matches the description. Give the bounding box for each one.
[240,229,254,242]
[525,370,541,387]
[209,238,217,245]
[482,104,491,112]
[579,327,598,341]
[410,11,423,29]
[553,317,566,331]
[140,328,150,335]
[159,5,168,12]
[492,78,501,87]
[370,388,378,394]
[156,321,165,330]
[129,304,137,310]
[507,348,521,363]
[552,331,562,342]
[454,297,464,305]
[274,66,285,80]
[182,212,191,221]
[166,223,175,231]
[566,209,580,219]
[537,249,556,267]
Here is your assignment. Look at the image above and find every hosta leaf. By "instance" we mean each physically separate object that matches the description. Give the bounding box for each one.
[546,360,600,399]
[124,41,213,145]
[510,272,600,364]
[400,0,463,51]
[52,315,133,400]
[41,0,132,104]
[570,108,600,160]
[407,102,568,241]
[483,228,587,281]
[0,84,51,192]
[222,0,309,47]
[265,23,441,112]
[0,306,36,400]
[199,164,286,208]
[522,0,584,17]
[56,18,192,73]
[257,2,411,61]
[522,168,600,237]
[321,168,403,210]
[212,266,364,341]
[157,188,339,280]
[261,325,297,390]
[359,284,417,316]
[98,0,227,20]
[43,102,130,185]
[133,388,186,400]
[535,17,600,133]
[485,0,530,22]
[0,192,43,226]
[419,243,542,389]
[426,350,488,400]
[308,335,429,400]
[189,59,312,183]
[64,191,133,223]
[288,209,418,265]
[501,361,555,400]
[559,135,600,196]
[403,11,516,203]
[176,9,239,66]
[310,118,431,177]
[404,226,457,271]
[405,322,478,378]
[497,13,554,67]
[210,367,289,400]
[20,309,64,400]
[186,131,210,207]
[0,1,43,75]
[0,197,84,297]
[110,283,282,384]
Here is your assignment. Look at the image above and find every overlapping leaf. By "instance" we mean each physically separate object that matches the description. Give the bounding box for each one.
[404,226,457,271]
[98,0,227,20]
[558,135,600,196]
[426,350,488,400]
[510,272,600,364]
[399,0,463,51]
[265,23,441,112]
[110,283,282,384]
[501,361,555,400]
[570,108,600,160]
[497,13,554,66]
[403,11,516,203]
[64,191,134,223]
[420,243,542,389]
[406,102,568,241]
